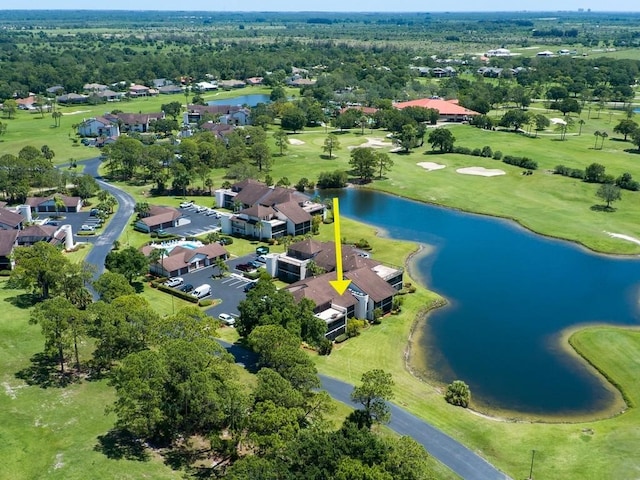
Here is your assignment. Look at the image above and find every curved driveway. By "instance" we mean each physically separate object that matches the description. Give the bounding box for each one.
[81,157,511,480]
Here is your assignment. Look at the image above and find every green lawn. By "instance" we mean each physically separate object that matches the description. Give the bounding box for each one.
[0,280,181,480]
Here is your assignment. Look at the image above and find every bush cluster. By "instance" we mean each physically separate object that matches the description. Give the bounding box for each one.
[502,155,538,170]
[554,165,585,179]
[452,146,536,169]
[156,284,199,303]
[317,170,348,189]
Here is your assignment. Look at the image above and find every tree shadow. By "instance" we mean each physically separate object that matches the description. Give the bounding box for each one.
[163,443,210,471]
[623,148,640,155]
[590,205,616,212]
[94,428,150,461]
[320,154,337,160]
[3,292,40,309]
[15,352,75,388]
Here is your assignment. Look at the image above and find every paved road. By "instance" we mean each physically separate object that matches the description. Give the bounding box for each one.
[79,158,136,279]
[82,158,512,480]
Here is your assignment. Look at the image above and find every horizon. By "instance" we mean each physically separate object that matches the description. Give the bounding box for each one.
[3,0,638,13]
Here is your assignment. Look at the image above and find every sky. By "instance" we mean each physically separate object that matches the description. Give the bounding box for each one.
[7,0,640,12]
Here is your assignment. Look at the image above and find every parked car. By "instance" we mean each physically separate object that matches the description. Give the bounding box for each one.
[219,313,235,326]
[249,260,262,269]
[79,224,96,232]
[196,205,208,213]
[255,255,267,264]
[256,246,269,255]
[165,277,184,288]
[205,208,218,216]
[244,281,258,293]
[236,263,253,272]
[179,201,193,208]
[89,208,100,216]
[192,284,211,299]
[179,283,194,293]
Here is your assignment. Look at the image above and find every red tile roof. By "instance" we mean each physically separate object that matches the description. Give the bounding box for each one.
[394,98,479,116]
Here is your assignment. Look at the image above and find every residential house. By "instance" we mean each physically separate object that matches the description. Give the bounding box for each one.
[339,105,379,116]
[537,50,554,57]
[17,225,66,247]
[158,84,183,95]
[97,89,125,102]
[195,81,218,91]
[56,93,89,104]
[281,239,403,335]
[394,97,479,122]
[77,116,120,138]
[199,122,236,141]
[0,230,18,270]
[486,48,512,57]
[142,242,228,277]
[16,96,36,110]
[152,78,173,88]
[0,208,24,230]
[134,205,190,233]
[105,112,165,133]
[25,195,83,213]
[83,83,108,93]
[46,85,64,95]
[245,77,264,86]
[216,180,324,240]
[218,79,247,89]
[128,84,151,97]
[184,105,251,126]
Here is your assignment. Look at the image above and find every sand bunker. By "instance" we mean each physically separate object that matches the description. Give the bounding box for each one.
[604,231,640,246]
[62,110,91,116]
[417,162,446,171]
[348,137,393,150]
[288,138,305,145]
[456,167,506,177]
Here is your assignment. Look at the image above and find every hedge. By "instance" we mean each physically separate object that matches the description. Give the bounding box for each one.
[156,284,199,303]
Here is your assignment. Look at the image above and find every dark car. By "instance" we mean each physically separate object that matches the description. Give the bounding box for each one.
[236,263,253,272]
[244,281,257,292]
[180,283,194,293]
[249,260,262,269]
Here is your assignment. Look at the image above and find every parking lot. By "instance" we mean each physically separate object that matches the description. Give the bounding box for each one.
[35,210,104,242]
[161,203,224,238]
[163,253,263,322]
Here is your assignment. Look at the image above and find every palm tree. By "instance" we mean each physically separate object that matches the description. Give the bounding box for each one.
[600,131,608,150]
[578,119,585,136]
[593,130,601,149]
[148,247,167,276]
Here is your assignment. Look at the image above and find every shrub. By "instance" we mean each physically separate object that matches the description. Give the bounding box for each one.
[220,236,233,245]
[318,338,333,356]
[481,146,493,158]
[346,318,366,337]
[616,172,640,191]
[471,148,482,157]
[453,146,472,155]
[502,155,537,170]
[317,170,348,189]
[555,165,585,179]
[156,284,199,303]
[354,238,372,250]
[199,299,213,307]
[445,380,471,408]
[372,308,383,325]
[492,150,503,160]
[334,333,349,343]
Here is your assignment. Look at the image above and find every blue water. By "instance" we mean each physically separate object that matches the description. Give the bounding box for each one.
[634,108,640,114]
[328,188,640,415]
[208,94,270,107]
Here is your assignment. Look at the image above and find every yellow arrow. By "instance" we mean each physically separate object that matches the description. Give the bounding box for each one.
[329,197,352,295]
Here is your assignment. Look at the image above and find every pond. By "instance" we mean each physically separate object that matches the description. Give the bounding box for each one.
[327,188,640,416]
[208,93,270,107]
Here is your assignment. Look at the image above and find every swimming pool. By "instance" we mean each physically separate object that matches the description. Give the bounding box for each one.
[150,239,203,254]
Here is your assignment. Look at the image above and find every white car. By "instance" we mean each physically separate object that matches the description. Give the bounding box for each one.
[79,224,96,232]
[165,277,184,287]
[196,205,208,213]
[179,201,193,208]
[219,313,235,326]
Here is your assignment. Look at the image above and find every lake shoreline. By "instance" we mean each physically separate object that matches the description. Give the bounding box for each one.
[346,184,637,422]
[350,183,640,258]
